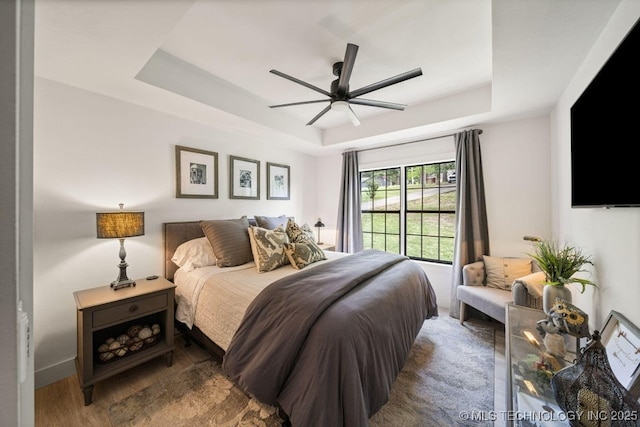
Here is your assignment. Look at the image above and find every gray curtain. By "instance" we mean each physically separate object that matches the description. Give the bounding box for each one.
[449,129,489,319]
[336,151,363,253]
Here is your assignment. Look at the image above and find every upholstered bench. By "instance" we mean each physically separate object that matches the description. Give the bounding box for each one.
[457,256,545,324]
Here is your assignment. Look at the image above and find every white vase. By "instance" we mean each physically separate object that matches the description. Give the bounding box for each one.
[542,285,572,314]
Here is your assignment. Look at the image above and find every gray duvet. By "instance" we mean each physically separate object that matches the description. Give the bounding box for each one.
[222,249,438,427]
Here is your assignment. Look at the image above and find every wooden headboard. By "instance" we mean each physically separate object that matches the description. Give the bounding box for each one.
[163,221,205,281]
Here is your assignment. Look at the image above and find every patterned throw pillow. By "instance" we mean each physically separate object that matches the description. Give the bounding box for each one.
[248,225,290,272]
[285,218,316,243]
[284,240,327,270]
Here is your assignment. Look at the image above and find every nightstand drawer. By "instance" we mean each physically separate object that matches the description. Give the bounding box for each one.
[93,293,168,328]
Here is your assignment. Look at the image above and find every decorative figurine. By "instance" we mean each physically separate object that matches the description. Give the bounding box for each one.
[537,298,591,358]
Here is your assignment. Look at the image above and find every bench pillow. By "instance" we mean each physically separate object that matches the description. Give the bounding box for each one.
[483,255,531,291]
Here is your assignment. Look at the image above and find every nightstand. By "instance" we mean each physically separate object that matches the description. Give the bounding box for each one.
[318,243,336,251]
[73,277,176,405]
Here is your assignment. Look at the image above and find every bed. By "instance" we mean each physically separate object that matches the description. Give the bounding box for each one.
[163,218,438,427]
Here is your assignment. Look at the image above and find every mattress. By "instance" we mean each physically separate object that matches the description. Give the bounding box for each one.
[174,250,347,351]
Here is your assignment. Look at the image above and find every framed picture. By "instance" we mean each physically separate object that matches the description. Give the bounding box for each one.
[600,310,640,398]
[266,162,290,200]
[175,145,218,199]
[229,155,260,199]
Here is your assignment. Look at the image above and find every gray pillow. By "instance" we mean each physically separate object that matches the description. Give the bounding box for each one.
[254,215,288,229]
[200,217,253,267]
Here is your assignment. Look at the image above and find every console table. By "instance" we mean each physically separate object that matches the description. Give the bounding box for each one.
[505,304,578,426]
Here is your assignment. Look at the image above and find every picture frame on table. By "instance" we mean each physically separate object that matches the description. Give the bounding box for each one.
[266,162,290,200]
[175,145,218,199]
[600,310,640,399]
[229,155,260,200]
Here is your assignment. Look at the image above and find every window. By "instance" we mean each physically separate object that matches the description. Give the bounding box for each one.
[361,161,456,263]
[361,168,401,254]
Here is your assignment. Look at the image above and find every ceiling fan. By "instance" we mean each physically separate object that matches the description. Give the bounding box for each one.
[269,43,423,126]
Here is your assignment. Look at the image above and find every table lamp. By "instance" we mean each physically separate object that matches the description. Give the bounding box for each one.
[314,218,325,244]
[96,203,145,290]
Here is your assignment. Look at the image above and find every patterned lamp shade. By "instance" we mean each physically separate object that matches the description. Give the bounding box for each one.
[96,211,144,239]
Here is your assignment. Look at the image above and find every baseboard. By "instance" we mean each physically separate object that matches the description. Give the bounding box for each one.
[35,357,76,389]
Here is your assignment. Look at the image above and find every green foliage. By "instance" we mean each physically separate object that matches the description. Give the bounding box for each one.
[528,238,597,293]
[365,179,379,200]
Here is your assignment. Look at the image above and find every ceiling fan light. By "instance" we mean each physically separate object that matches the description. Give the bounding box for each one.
[331,100,349,112]
[331,101,360,126]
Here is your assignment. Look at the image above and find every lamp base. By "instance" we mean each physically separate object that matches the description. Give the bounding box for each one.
[111,279,136,290]
[110,258,136,290]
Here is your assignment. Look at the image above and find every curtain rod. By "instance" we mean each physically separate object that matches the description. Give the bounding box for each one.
[354,128,483,153]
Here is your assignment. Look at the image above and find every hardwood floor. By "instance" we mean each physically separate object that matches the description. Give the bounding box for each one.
[35,321,507,427]
[35,333,211,427]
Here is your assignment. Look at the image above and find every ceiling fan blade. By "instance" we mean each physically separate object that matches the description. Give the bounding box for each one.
[346,105,361,126]
[337,43,358,97]
[269,99,329,108]
[348,67,423,98]
[270,69,331,97]
[348,98,406,110]
[306,105,332,126]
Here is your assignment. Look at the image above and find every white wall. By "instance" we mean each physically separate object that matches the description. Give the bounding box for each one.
[315,115,552,311]
[33,78,318,387]
[552,0,640,330]
[316,152,343,247]
[481,116,552,257]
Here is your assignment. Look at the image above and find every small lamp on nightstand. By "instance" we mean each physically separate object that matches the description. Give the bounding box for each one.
[314,218,325,244]
[96,203,145,290]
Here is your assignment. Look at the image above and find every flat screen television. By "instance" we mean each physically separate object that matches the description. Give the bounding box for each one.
[571,19,639,208]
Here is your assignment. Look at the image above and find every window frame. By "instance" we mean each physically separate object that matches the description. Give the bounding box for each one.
[360,160,456,264]
[360,167,402,254]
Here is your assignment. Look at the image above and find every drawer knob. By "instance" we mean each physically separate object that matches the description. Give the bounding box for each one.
[129,304,138,313]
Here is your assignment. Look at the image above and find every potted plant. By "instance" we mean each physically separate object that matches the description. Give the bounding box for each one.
[528,238,597,313]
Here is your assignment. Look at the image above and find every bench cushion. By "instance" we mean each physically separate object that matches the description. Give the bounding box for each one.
[457,285,513,323]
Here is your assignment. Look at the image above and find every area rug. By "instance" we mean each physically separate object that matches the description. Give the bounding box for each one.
[108,315,495,427]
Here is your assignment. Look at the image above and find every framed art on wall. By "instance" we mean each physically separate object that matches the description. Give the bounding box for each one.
[267,162,290,200]
[175,145,218,199]
[600,310,640,398]
[229,155,260,199]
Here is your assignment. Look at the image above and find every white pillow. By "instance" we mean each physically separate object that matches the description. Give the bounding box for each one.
[483,255,531,290]
[171,237,216,272]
